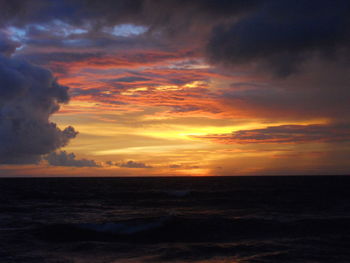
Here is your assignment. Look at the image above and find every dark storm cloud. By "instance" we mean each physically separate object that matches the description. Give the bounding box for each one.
[0,32,19,56]
[0,50,77,164]
[223,58,350,119]
[4,0,349,77]
[0,0,261,32]
[21,35,162,51]
[45,151,99,167]
[207,0,350,76]
[15,52,105,65]
[10,0,259,22]
[14,51,105,74]
[194,123,350,144]
[0,0,84,26]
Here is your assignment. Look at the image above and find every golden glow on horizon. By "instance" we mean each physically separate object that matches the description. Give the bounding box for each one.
[2,38,345,177]
[93,144,205,155]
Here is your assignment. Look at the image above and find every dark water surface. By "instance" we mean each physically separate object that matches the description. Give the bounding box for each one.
[1,176,350,262]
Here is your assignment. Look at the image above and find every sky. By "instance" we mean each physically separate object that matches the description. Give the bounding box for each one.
[0,0,350,177]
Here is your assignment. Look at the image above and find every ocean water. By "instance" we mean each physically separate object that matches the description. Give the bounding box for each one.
[0,176,350,263]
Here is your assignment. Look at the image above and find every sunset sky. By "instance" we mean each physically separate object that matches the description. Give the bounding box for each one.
[1,0,350,176]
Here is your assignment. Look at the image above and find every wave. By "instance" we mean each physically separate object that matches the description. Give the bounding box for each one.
[36,215,350,243]
[165,190,191,197]
[79,217,168,235]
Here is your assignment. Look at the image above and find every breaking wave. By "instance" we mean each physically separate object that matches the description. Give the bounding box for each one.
[37,215,350,243]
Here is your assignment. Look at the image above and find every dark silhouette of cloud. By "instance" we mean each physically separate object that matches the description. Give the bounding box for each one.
[194,123,350,144]
[0,0,260,28]
[169,164,200,169]
[4,0,349,77]
[45,151,99,167]
[221,57,350,120]
[207,0,350,76]
[119,160,152,168]
[169,164,182,169]
[2,0,348,80]
[0,32,19,56]
[0,36,77,164]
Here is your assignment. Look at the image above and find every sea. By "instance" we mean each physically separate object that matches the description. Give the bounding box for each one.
[0,176,350,263]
